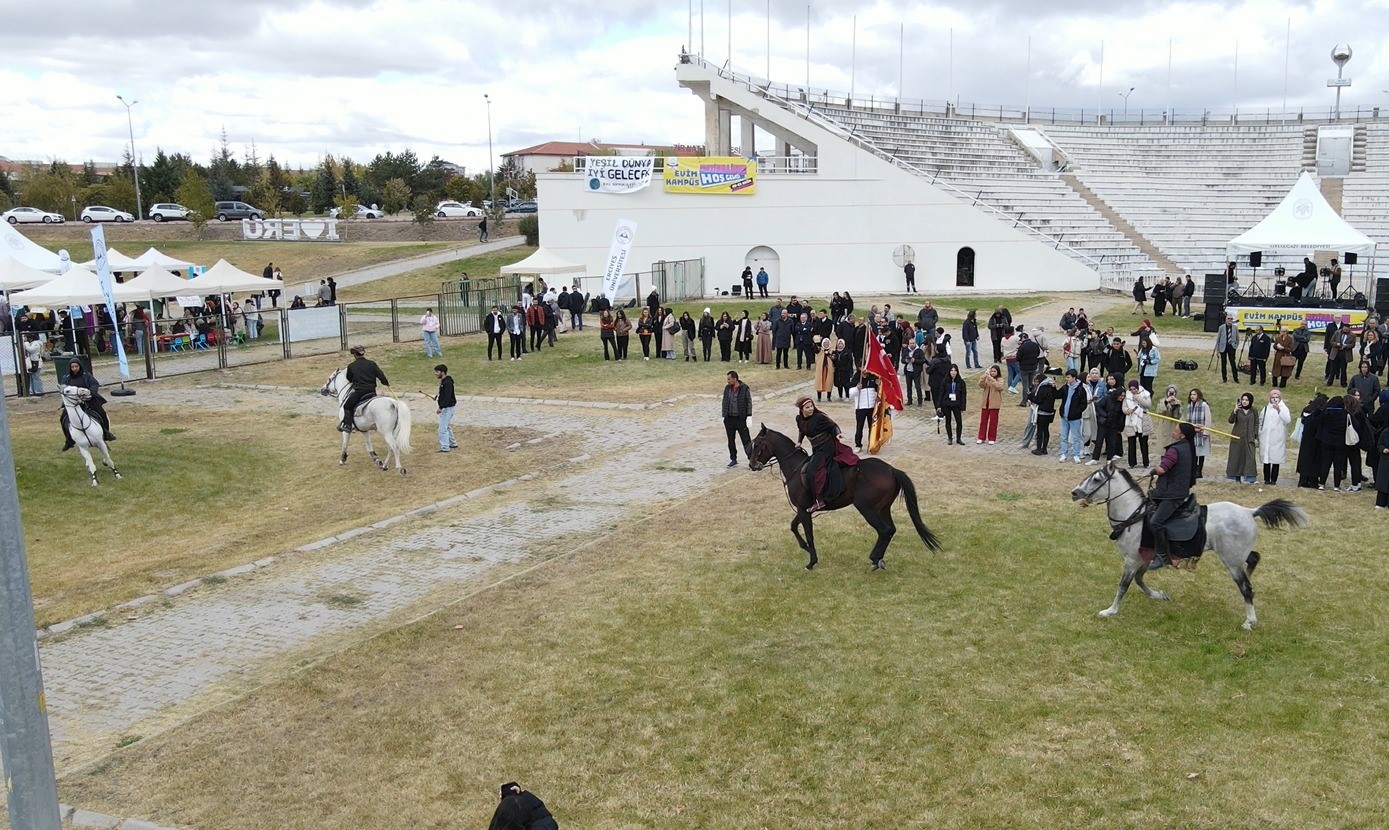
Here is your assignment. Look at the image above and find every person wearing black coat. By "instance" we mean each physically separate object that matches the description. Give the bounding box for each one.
[1088,383,1124,464]
[568,287,588,331]
[1316,396,1351,490]
[1103,338,1133,385]
[987,306,1012,364]
[1375,422,1389,508]
[697,310,716,361]
[940,364,968,444]
[490,783,559,830]
[1247,326,1272,385]
[1030,375,1058,455]
[794,313,816,369]
[58,358,115,449]
[771,310,795,369]
[1016,335,1041,407]
[1295,393,1328,488]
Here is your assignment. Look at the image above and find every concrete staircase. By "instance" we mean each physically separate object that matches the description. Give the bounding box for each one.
[1060,173,1185,275]
[1302,126,1318,170]
[1353,125,1368,173]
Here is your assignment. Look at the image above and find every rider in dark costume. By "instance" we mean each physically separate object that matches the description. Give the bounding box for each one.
[340,345,391,432]
[60,358,114,450]
[1149,421,1197,569]
[796,396,850,513]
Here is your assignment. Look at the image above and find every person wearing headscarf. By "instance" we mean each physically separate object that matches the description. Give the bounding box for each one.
[1186,387,1213,479]
[813,336,835,401]
[795,396,852,513]
[1315,395,1351,491]
[1295,393,1329,488]
[697,308,716,362]
[1226,391,1260,484]
[59,358,115,450]
[1149,421,1198,569]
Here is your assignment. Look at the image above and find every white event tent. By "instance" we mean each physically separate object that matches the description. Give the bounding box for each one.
[189,259,281,294]
[79,248,141,272]
[0,222,62,272]
[0,257,58,291]
[8,265,110,306]
[112,266,194,302]
[499,246,586,279]
[1227,171,1378,262]
[128,247,195,271]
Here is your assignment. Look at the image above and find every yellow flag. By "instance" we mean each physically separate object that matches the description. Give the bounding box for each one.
[868,400,893,455]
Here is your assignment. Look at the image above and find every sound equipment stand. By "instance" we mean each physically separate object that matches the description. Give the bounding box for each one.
[1244,269,1266,298]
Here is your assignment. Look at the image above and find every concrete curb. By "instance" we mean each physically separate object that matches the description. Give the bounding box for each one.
[63,804,181,830]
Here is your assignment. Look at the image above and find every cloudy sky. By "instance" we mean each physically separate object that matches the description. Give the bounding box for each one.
[1,0,1387,175]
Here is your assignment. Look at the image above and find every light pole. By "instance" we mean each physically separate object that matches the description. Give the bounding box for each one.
[484,93,496,213]
[1120,86,1135,117]
[1328,44,1353,120]
[116,94,143,221]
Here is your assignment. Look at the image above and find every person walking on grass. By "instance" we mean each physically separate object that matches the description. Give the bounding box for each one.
[434,364,457,452]
[722,371,754,468]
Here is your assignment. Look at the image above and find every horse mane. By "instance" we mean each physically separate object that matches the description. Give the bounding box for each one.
[762,426,808,466]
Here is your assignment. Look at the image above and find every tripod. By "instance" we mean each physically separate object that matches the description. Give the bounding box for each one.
[1244,268,1266,298]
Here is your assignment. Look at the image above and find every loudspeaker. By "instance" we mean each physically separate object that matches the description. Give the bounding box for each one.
[1249,251,1263,267]
[1203,274,1226,303]
[1375,279,1389,315]
[1345,252,1358,265]
[1204,305,1224,333]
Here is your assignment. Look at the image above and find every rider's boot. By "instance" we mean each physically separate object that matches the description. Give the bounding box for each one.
[339,421,353,433]
[1150,526,1170,570]
[61,438,74,452]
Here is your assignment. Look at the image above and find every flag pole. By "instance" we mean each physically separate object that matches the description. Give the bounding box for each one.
[1148,409,1240,440]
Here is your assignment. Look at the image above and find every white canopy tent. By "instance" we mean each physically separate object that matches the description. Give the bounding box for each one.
[0,222,63,272]
[498,246,586,278]
[188,258,281,294]
[0,257,58,291]
[112,266,194,302]
[1227,171,1378,260]
[8,265,109,306]
[79,248,140,272]
[127,247,195,271]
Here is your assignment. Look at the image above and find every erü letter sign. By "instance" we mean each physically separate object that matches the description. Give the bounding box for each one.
[242,218,341,242]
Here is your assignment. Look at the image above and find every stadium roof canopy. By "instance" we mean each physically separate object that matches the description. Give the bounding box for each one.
[1228,171,1376,257]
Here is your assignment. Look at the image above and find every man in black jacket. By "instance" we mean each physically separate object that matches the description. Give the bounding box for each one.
[340,345,390,432]
[567,286,587,331]
[1247,325,1272,385]
[722,371,754,467]
[1030,375,1058,455]
[433,364,457,452]
[1104,337,1134,386]
[493,782,559,830]
[1016,333,1041,407]
[484,305,505,360]
[987,306,1011,364]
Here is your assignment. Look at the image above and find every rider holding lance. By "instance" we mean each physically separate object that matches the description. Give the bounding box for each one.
[795,396,853,513]
[60,358,115,450]
[1149,421,1198,568]
[340,345,391,433]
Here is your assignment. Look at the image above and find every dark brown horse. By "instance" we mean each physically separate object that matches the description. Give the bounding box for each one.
[750,424,942,570]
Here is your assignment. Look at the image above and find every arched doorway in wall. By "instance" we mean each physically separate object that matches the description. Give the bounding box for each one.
[745,246,780,295]
[957,247,976,287]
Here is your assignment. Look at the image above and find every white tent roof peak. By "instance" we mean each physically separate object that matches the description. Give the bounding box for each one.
[80,248,140,271]
[1228,171,1377,257]
[0,257,58,291]
[0,222,63,272]
[499,246,586,276]
[128,247,195,270]
[112,266,194,302]
[7,264,109,306]
[190,259,281,294]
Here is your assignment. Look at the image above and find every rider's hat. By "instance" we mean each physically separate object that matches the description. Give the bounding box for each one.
[349,345,366,356]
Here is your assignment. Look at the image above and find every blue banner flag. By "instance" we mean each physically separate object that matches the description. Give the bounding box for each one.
[89,226,130,379]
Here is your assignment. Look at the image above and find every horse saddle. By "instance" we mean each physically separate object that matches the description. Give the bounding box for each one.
[1137,495,1208,556]
[350,394,378,416]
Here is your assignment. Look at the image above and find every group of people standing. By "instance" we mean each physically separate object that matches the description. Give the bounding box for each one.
[1129,275,1196,318]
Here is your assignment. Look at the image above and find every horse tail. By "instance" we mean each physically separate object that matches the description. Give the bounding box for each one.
[1251,499,1309,530]
[893,468,943,552]
[392,399,413,453]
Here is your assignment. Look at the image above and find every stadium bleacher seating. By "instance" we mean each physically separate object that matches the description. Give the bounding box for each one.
[1340,122,1389,281]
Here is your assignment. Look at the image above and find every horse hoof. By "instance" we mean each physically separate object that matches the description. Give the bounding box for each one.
[1098,608,1118,618]
[376,461,388,471]
[1153,591,1171,602]
[114,472,122,480]
[399,468,408,476]
[804,563,815,571]
[872,560,887,571]
[1242,621,1256,631]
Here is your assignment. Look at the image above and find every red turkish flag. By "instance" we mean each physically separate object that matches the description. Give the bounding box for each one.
[863,334,904,411]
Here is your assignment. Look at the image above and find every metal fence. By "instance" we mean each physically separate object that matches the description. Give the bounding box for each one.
[439,275,524,335]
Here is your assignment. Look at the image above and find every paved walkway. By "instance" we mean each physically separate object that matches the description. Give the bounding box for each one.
[330,236,524,289]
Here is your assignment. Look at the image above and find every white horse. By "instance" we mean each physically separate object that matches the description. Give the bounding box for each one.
[320,369,413,475]
[60,386,121,487]
[1070,459,1309,630]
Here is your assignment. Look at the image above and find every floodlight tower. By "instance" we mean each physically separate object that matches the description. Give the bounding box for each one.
[484,93,496,213]
[116,94,143,220]
[1328,44,1353,120]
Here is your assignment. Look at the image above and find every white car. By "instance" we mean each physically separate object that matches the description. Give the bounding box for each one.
[148,203,192,222]
[328,205,383,219]
[81,205,134,223]
[435,200,483,218]
[2,206,65,224]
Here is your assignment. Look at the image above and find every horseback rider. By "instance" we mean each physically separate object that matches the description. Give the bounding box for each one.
[1149,421,1198,569]
[60,358,115,451]
[340,345,391,432]
[795,396,847,514]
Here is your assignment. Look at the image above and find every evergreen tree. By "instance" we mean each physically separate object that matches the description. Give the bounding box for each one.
[207,128,239,200]
[81,160,102,185]
[311,155,338,214]
[381,177,411,214]
[340,156,360,201]
[144,148,185,203]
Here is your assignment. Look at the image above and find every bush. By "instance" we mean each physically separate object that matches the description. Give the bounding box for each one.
[517,214,539,246]
[411,195,436,227]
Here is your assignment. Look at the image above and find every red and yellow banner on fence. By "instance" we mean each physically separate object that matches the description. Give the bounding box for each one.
[663,157,757,194]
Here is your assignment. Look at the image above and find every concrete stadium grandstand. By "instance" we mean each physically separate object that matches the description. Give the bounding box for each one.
[537,54,1384,300]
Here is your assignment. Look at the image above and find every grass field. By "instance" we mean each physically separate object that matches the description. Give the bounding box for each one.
[334,246,535,302]
[55,424,1385,829]
[8,401,567,627]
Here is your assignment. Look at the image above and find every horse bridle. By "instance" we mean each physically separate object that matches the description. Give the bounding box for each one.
[62,390,95,432]
[1078,465,1152,533]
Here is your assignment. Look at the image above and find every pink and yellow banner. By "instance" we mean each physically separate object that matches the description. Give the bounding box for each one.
[663,156,757,195]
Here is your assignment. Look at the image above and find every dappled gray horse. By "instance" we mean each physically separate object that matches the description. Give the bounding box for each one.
[60,386,121,487]
[1070,459,1308,630]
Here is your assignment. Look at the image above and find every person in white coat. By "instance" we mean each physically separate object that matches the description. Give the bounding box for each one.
[1258,387,1293,485]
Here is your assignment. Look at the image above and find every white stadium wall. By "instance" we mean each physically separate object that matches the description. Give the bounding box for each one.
[534,62,1100,297]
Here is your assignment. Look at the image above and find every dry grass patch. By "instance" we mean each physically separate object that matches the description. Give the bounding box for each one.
[56,432,1386,829]
[8,403,564,626]
[335,245,535,301]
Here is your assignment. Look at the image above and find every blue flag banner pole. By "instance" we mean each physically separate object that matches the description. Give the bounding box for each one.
[89,226,130,381]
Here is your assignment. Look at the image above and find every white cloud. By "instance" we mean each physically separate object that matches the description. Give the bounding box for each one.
[0,0,1386,174]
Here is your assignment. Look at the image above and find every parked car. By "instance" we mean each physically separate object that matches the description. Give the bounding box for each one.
[81,205,134,223]
[507,200,539,214]
[328,204,383,219]
[2,206,65,224]
[213,201,263,221]
[148,202,192,222]
[435,200,483,218]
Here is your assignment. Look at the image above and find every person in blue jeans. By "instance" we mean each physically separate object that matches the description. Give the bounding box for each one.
[434,364,457,452]
[1057,369,1087,463]
[962,310,981,369]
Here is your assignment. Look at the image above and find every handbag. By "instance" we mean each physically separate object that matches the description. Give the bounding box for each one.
[1346,419,1360,447]
[1279,354,1297,367]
